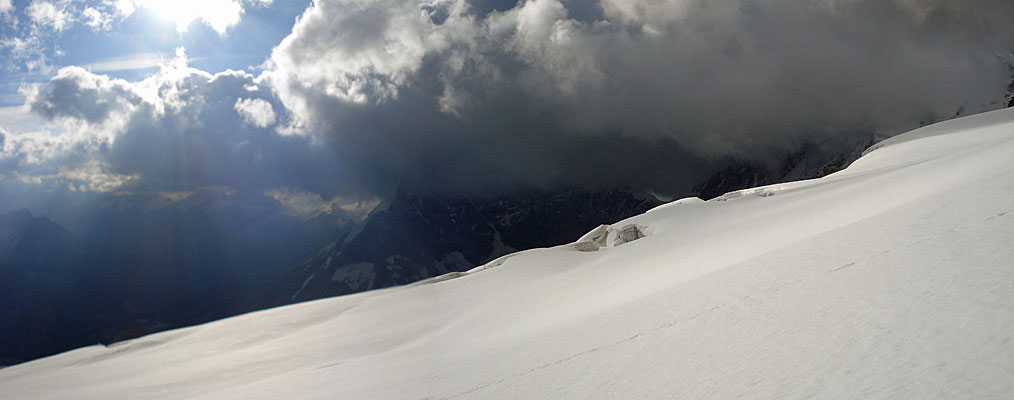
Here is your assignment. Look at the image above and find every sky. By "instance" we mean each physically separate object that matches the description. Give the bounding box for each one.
[0,0,1012,215]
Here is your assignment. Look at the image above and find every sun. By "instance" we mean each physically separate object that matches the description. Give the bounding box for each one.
[136,0,242,33]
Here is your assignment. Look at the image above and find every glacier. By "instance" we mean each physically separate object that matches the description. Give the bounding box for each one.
[1,108,1013,399]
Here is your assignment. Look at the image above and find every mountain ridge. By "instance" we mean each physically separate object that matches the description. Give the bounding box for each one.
[282,188,664,303]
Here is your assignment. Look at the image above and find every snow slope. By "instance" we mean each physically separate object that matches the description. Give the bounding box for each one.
[2,109,1013,398]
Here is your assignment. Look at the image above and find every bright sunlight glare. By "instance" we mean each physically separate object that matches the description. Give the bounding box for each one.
[136,0,242,33]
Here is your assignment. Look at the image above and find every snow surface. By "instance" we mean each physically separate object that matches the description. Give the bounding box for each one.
[2,109,1014,398]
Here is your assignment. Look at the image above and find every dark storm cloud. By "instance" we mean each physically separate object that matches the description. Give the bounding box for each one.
[265,0,1014,196]
[10,0,1014,200]
[28,67,143,125]
[279,74,712,195]
[103,69,348,195]
[468,0,603,21]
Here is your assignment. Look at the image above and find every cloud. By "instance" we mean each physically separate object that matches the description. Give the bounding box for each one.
[599,0,692,28]
[4,1,135,73]
[2,0,255,76]
[54,160,140,192]
[112,0,135,17]
[234,97,276,128]
[114,0,279,34]
[6,0,1014,202]
[244,0,273,7]
[262,0,1013,196]
[1,35,49,73]
[26,0,72,32]
[12,53,349,198]
[82,6,113,31]
[80,52,173,73]
[26,66,143,126]
[0,105,47,132]
[0,126,132,195]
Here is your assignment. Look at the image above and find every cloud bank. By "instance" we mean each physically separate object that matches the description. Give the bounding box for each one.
[3,52,345,199]
[261,0,1013,195]
[5,0,1014,200]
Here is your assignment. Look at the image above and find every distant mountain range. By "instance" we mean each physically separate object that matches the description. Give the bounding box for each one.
[0,209,116,365]
[0,126,960,365]
[0,190,355,365]
[280,188,665,303]
[694,132,878,200]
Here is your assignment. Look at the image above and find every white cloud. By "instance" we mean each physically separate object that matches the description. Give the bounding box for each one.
[113,0,135,17]
[234,97,275,127]
[0,0,13,15]
[10,56,355,198]
[26,0,71,31]
[0,105,48,134]
[82,6,113,31]
[269,0,468,104]
[0,35,51,72]
[1,157,139,193]
[0,128,86,167]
